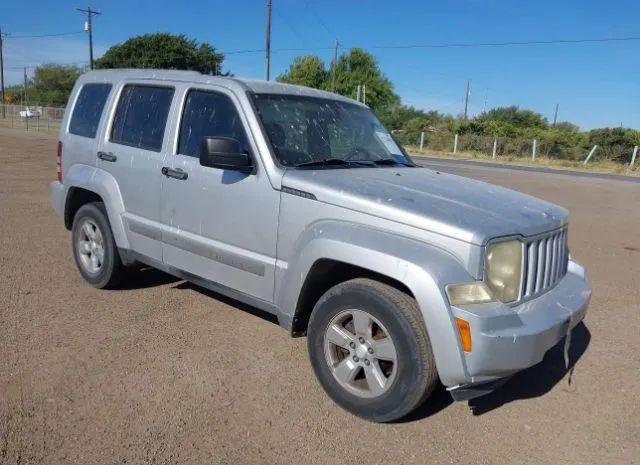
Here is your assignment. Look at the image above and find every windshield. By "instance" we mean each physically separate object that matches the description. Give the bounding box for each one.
[252,93,414,168]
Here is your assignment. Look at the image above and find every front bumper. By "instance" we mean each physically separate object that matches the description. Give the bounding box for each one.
[447,260,591,399]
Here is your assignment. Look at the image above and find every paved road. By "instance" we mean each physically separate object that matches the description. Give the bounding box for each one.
[1,127,639,465]
[414,155,640,183]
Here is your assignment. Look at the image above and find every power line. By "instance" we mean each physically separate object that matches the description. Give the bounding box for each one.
[222,35,640,56]
[367,36,640,50]
[6,31,84,39]
[8,61,88,70]
[227,46,332,55]
[273,5,313,47]
[303,0,336,39]
[224,48,267,55]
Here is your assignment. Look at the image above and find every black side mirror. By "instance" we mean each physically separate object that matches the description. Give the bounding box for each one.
[199,137,253,173]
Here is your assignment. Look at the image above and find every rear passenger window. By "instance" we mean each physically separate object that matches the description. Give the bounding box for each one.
[111,85,174,152]
[69,83,112,138]
[178,90,250,157]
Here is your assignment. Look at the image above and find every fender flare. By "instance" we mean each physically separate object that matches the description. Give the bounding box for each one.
[276,220,475,386]
[64,164,130,249]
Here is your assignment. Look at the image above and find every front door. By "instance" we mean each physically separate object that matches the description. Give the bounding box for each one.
[160,87,279,302]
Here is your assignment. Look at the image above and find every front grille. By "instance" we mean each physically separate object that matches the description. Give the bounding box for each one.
[522,227,569,299]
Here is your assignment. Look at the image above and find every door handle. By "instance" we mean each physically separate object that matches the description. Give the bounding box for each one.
[161,166,188,180]
[97,151,117,162]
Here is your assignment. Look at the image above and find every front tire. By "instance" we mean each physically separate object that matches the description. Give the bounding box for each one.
[307,278,438,422]
[71,202,123,289]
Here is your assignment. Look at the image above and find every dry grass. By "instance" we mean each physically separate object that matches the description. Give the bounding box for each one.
[406,145,640,177]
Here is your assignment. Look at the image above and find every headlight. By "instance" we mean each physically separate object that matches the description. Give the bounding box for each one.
[446,282,494,306]
[485,239,523,303]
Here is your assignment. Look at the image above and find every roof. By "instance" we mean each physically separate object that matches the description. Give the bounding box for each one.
[78,69,363,106]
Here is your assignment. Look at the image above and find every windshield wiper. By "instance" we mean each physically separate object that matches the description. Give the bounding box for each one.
[371,158,416,167]
[295,158,372,168]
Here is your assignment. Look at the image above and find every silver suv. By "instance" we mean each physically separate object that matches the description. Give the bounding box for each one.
[51,70,591,422]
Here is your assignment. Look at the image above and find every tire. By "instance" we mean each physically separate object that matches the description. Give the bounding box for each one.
[307,278,439,422]
[71,202,123,289]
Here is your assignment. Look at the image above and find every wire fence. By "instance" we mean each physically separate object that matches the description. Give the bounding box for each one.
[405,131,639,166]
[0,104,64,134]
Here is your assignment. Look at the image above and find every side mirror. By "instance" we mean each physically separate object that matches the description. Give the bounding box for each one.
[199,137,253,173]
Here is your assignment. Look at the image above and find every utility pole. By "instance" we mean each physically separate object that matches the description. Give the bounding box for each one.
[265,0,272,80]
[552,103,559,126]
[76,7,101,69]
[463,80,470,120]
[331,38,339,92]
[0,28,6,118]
[23,67,27,106]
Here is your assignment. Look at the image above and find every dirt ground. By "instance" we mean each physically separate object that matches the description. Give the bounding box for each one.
[1,127,639,465]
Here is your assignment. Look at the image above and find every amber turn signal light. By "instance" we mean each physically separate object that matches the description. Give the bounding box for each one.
[454,317,472,352]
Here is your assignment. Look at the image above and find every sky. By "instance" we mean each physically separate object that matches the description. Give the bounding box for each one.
[2,0,639,130]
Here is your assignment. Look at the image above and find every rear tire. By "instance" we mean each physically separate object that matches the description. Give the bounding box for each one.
[71,202,123,289]
[307,278,438,422]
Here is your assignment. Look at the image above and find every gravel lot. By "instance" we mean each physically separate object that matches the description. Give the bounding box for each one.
[1,127,638,465]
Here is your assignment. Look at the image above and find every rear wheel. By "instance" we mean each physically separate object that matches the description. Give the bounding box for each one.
[307,278,438,422]
[71,202,123,289]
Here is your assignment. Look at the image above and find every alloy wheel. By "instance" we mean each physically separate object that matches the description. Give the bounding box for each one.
[76,219,105,274]
[323,309,398,398]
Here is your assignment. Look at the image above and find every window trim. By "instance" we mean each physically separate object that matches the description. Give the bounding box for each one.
[68,83,113,139]
[244,90,286,171]
[109,83,175,153]
[175,87,255,162]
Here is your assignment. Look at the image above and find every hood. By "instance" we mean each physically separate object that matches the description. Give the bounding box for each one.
[282,167,568,245]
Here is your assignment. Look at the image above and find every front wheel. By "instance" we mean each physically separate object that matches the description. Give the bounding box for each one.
[307,278,439,422]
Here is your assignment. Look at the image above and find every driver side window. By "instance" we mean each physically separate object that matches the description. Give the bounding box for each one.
[177,90,250,157]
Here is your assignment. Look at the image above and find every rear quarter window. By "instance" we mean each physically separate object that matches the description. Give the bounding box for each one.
[68,83,112,138]
[110,85,174,152]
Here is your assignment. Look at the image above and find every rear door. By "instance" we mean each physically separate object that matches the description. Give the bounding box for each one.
[97,82,176,261]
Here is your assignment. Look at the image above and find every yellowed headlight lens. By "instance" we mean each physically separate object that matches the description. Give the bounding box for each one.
[446,282,494,306]
[486,240,523,303]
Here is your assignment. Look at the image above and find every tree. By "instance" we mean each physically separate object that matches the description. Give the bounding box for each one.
[554,121,579,132]
[378,104,450,131]
[5,64,83,106]
[277,48,399,112]
[95,33,225,75]
[333,48,399,111]
[278,55,327,89]
[477,106,548,128]
[32,64,84,106]
[586,127,640,162]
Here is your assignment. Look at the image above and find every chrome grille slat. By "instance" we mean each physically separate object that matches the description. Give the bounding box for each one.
[535,239,546,294]
[556,232,563,278]
[525,243,537,297]
[549,235,556,283]
[520,227,568,302]
[543,238,552,289]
